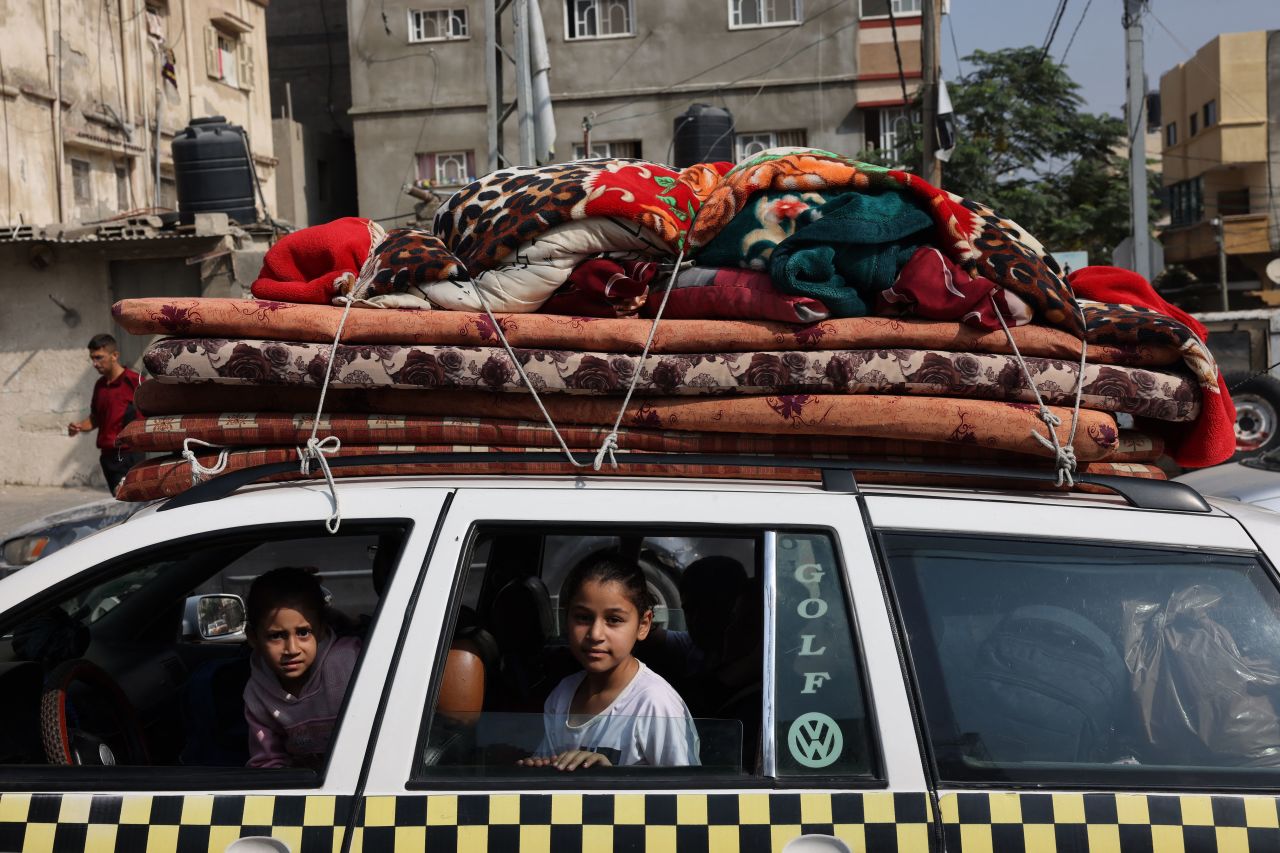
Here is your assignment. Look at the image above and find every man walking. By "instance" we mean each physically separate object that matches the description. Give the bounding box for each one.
[67,334,143,494]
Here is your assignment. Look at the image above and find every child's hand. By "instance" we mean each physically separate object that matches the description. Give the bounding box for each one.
[550,750,611,771]
[516,756,554,767]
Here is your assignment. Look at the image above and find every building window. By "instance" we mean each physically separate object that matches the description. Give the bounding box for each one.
[734,129,807,161]
[865,106,914,155]
[1203,99,1217,129]
[730,0,803,28]
[860,0,921,17]
[115,165,130,210]
[408,8,469,42]
[1218,188,1250,216]
[159,176,177,210]
[416,151,475,187]
[1165,122,1176,147]
[1189,112,1198,136]
[572,140,641,160]
[1169,176,1204,227]
[71,158,92,205]
[204,26,253,90]
[566,0,633,39]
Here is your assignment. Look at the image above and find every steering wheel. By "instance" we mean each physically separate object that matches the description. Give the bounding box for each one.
[40,659,150,766]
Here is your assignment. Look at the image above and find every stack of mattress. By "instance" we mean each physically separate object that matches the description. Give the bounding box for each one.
[108,149,1234,501]
[114,299,1189,501]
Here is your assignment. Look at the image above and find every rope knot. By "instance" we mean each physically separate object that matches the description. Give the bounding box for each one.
[181,438,229,486]
[593,432,620,471]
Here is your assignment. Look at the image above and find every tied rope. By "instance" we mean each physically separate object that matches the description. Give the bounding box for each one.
[469,248,693,473]
[181,438,229,486]
[991,293,1090,487]
[296,295,356,533]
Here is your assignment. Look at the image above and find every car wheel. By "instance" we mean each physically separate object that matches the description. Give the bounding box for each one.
[1231,375,1280,459]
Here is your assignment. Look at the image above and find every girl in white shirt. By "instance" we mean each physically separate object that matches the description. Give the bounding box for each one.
[518,550,700,771]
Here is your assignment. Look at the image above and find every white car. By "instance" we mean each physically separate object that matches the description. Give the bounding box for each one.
[1176,452,1280,512]
[1,459,1279,852]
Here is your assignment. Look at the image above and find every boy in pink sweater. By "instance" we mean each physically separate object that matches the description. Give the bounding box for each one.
[243,567,361,769]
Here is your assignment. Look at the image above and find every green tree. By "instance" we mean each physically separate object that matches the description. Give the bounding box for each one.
[861,46,1158,264]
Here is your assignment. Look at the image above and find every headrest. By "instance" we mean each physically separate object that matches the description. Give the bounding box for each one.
[489,576,553,647]
[437,641,485,725]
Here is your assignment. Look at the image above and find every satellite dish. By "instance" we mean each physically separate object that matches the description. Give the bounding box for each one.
[1267,257,1280,286]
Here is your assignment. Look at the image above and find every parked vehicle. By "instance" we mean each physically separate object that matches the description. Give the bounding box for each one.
[1176,449,1280,511]
[0,459,1278,851]
[0,498,143,575]
[1197,309,1280,457]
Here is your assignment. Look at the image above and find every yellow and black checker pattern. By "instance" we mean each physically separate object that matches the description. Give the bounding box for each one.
[351,792,932,852]
[0,793,351,853]
[940,792,1280,852]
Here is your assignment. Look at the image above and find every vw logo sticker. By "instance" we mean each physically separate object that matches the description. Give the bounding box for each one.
[787,712,843,768]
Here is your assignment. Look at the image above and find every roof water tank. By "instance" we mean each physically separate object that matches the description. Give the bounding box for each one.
[672,104,734,168]
[172,117,256,225]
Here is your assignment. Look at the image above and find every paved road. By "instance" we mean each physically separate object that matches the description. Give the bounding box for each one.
[0,484,110,539]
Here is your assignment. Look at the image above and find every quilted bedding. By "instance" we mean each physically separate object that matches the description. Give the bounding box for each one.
[142,338,1199,422]
[117,413,1165,463]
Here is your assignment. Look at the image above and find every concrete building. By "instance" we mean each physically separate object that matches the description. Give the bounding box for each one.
[0,0,278,488]
[1158,30,1280,297]
[0,0,278,227]
[266,0,360,226]
[347,0,925,224]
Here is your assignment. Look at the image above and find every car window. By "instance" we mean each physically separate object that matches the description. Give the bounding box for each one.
[882,533,1280,788]
[413,526,878,784]
[0,523,407,786]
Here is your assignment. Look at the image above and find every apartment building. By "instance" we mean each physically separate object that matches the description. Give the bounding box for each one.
[1158,30,1280,293]
[347,0,925,223]
[0,0,277,227]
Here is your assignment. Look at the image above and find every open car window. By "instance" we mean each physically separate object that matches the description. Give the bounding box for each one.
[0,523,408,788]
[413,526,879,784]
[883,533,1280,789]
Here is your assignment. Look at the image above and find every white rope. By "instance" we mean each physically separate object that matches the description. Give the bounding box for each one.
[467,253,691,471]
[296,295,356,532]
[593,252,689,470]
[181,438,229,486]
[991,294,1089,487]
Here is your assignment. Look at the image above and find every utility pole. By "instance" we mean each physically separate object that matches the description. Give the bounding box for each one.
[919,0,942,185]
[1215,216,1230,311]
[1123,0,1151,280]
[512,0,536,166]
[485,0,540,171]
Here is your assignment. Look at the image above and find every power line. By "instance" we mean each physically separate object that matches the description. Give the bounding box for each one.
[1058,0,1095,65]
[1039,0,1070,64]
[946,11,964,78]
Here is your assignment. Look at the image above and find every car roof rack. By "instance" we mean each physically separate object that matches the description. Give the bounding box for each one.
[156,451,1212,514]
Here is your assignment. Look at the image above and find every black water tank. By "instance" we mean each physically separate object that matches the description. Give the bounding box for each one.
[172,117,256,225]
[672,104,734,167]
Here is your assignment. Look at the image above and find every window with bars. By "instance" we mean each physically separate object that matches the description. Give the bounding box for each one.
[865,106,914,155]
[733,129,807,162]
[408,8,469,43]
[571,140,641,160]
[729,0,802,28]
[566,0,633,39]
[859,0,921,17]
[1169,177,1204,227]
[416,151,476,187]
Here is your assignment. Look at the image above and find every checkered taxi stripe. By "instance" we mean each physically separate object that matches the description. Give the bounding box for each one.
[939,792,1280,853]
[0,791,930,852]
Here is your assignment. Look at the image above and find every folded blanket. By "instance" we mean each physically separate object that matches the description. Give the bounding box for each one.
[118,413,1165,463]
[118,445,1162,503]
[250,217,386,305]
[113,298,1180,364]
[141,338,1199,422]
[877,247,1033,331]
[1070,265,1235,468]
[131,387,1120,462]
[689,150,1081,335]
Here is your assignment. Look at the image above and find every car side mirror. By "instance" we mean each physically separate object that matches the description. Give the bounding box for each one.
[182,594,247,643]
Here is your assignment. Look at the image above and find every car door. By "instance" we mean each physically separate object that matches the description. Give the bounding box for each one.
[0,486,450,853]
[357,483,936,851]
[867,493,1280,852]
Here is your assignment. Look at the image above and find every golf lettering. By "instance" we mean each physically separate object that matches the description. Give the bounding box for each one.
[785,559,843,764]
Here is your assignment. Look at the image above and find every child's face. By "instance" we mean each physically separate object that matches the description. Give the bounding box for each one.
[253,604,322,689]
[566,579,652,675]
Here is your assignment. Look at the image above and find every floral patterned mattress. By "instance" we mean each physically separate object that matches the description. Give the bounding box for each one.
[143,338,1199,423]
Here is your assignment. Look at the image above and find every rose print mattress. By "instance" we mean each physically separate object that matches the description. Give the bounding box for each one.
[141,338,1198,423]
